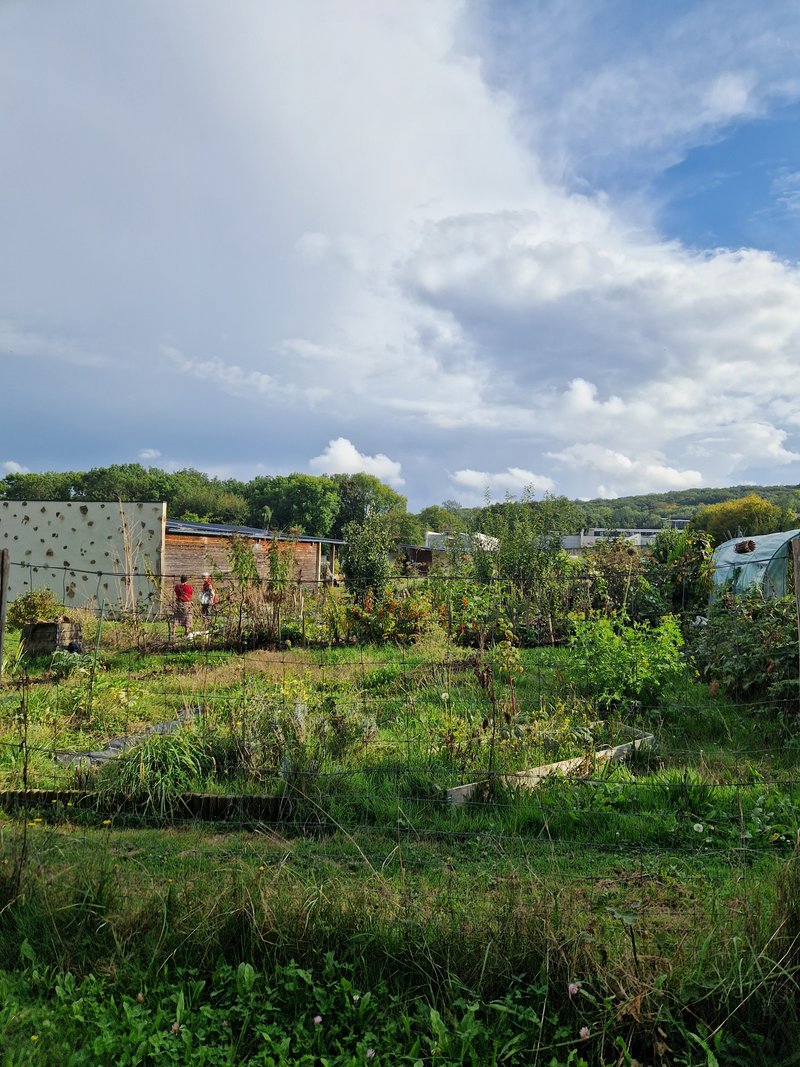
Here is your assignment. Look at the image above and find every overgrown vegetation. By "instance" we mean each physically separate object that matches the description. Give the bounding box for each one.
[4,492,800,1062]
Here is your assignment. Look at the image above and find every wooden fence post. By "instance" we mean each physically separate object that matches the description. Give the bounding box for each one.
[0,549,9,679]
[792,539,800,708]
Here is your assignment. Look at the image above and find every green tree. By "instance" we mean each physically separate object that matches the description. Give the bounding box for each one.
[244,474,340,536]
[475,493,580,590]
[329,474,407,537]
[0,470,79,500]
[340,515,394,605]
[74,464,154,501]
[417,504,465,535]
[386,511,424,545]
[690,493,791,546]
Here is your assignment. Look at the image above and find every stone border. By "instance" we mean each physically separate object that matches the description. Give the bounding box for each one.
[445,725,655,807]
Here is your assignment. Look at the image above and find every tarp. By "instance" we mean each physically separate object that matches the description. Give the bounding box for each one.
[711,529,800,598]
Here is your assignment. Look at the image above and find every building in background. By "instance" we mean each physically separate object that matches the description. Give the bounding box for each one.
[0,504,344,615]
[163,519,343,592]
[561,529,662,557]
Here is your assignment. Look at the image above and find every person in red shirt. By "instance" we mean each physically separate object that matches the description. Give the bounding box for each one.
[173,575,193,635]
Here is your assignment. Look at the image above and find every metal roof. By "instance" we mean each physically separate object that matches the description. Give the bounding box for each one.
[166,518,345,545]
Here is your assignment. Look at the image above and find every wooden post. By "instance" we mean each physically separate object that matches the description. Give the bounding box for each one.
[793,539,800,709]
[0,549,9,679]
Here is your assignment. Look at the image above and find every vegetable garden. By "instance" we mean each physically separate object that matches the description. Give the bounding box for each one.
[3,540,800,1065]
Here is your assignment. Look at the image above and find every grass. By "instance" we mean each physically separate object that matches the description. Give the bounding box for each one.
[5,619,800,1060]
[1,818,799,1063]
[0,642,623,792]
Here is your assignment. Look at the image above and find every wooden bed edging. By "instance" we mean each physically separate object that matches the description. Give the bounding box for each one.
[445,725,656,807]
[0,788,285,822]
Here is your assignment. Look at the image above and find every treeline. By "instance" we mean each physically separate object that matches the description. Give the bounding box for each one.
[3,464,799,543]
[572,483,800,530]
[0,465,409,540]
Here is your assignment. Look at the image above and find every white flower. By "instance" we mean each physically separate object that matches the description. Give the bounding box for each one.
[693,823,704,833]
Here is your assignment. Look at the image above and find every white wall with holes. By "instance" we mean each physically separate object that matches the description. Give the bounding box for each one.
[0,501,166,612]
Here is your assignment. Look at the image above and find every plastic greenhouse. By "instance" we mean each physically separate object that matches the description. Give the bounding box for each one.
[711,529,800,599]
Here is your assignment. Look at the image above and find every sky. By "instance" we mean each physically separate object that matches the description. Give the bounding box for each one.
[3,0,800,510]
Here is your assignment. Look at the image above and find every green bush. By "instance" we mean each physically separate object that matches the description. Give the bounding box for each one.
[347,586,434,644]
[569,615,685,711]
[6,588,64,631]
[97,729,212,811]
[691,589,799,709]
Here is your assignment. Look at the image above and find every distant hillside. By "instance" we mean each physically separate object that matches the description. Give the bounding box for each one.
[571,484,800,531]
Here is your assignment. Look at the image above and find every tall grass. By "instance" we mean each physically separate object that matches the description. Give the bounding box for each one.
[2,821,800,1062]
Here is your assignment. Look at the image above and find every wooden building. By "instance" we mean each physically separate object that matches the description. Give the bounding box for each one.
[163,519,343,590]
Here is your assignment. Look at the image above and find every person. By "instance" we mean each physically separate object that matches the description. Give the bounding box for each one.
[199,572,217,619]
[173,574,193,636]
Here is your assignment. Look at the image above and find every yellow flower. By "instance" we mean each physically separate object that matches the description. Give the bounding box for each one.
[102,819,112,826]
[31,1035,39,1042]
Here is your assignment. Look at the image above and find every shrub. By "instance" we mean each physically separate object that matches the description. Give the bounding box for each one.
[97,729,212,811]
[6,587,64,631]
[569,614,685,711]
[340,515,393,605]
[347,586,434,644]
[691,589,799,710]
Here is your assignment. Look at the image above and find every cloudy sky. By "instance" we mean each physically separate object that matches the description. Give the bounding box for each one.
[3,0,800,508]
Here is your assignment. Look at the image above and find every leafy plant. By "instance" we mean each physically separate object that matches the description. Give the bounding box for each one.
[49,649,94,681]
[97,729,211,812]
[340,514,394,606]
[6,588,64,631]
[569,614,684,710]
[691,588,799,710]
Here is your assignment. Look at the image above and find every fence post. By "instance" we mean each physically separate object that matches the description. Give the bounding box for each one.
[0,549,9,679]
[793,539,800,709]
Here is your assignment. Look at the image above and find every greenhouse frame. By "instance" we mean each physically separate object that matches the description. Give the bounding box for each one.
[711,529,800,599]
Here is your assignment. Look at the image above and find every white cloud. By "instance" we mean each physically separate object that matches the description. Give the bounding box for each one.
[449,466,556,505]
[772,169,800,214]
[548,444,702,497]
[4,2,800,504]
[2,460,29,475]
[161,344,330,407]
[295,232,332,261]
[309,438,405,487]
[0,320,106,367]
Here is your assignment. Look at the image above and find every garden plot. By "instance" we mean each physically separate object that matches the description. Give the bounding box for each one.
[0,642,636,797]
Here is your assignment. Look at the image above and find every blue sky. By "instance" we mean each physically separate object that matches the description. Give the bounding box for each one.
[653,104,800,257]
[3,0,800,509]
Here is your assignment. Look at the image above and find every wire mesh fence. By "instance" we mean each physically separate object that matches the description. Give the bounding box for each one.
[1,556,799,862]
[5,561,800,1064]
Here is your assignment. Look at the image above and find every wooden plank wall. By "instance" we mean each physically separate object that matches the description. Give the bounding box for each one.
[163,534,321,589]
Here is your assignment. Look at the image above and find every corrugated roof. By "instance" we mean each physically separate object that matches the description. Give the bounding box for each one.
[165,518,344,545]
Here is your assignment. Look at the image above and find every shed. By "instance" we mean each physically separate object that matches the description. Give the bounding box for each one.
[711,529,800,598]
[163,519,344,592]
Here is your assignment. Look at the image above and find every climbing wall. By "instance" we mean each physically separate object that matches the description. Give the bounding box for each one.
[0,501,166,611]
